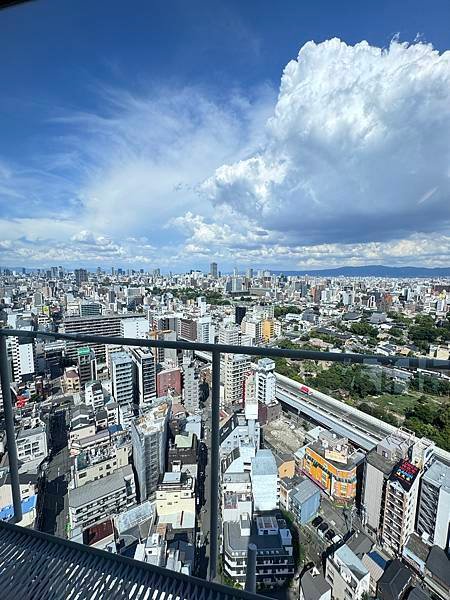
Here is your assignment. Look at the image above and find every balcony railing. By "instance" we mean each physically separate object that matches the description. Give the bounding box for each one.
[1,327,449,597]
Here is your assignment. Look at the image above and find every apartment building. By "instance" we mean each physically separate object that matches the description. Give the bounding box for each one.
[223,514,294,587]
[68,464,136,531]
[71,445,129,488]
[222,353,251,406]
[362,432,412,536]
[156,472,195,519]
[416,459,450,551]
[131,401,170,500]
[16,423,48,463]
[381,459,421,555]
[129,347,157,406]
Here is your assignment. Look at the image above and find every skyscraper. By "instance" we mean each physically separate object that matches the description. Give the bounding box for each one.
[129,347,156,407]
[74,268,88,287]
[210,262,218,278]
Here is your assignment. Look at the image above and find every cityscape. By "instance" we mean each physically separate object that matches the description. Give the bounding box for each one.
[0,265,449,599]
[1,0,450,599]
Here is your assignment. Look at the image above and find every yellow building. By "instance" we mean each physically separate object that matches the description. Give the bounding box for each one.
[302,432,362,503]
[262,319,274,342]
[156,471,195,518]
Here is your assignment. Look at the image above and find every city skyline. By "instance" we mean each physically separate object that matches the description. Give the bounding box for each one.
[1,1,450,270]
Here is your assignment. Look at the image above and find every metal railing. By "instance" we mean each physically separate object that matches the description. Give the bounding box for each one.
[1,327,449,587]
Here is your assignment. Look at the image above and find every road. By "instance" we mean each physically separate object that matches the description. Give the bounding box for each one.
[38,408,71,538]
[195,381,212,580]
[39,446,71,537]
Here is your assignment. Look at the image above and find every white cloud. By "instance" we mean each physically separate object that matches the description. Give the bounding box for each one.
[203,39,450,246]
[1,38,450,270]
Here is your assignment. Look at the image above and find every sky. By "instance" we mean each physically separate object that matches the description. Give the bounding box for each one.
[1,0,450,272]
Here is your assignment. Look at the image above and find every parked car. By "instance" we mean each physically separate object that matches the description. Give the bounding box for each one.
[318,522,329,536]
[325,529,336,542]
[312,516,323,528]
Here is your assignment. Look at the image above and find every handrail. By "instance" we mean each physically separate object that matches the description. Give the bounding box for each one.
[1,327,449,370]
[1,325,449,588]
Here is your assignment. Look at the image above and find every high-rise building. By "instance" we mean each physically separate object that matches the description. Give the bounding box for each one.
[243,372,258,421]
[416,459,450,551]
[130,401,170,499]
[196,315,213,344]
[120,317,149,339]
[251,449,279,511]
[255,358,276,405]
[235,305,247,326]
[210,262,218,278]
[63,314,142,361]
[223,353,251,406]
[381,459,421,555]
[129,347,156,407]
[77,347,97,390]
[362,432,412,536]
[79,301,102,317]
[182,362,200,413]
[111,352,134,418]
[74,268,88,287]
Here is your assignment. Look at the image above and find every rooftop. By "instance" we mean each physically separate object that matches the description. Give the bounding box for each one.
[422,458,450,491]
[69,464,133,508]
[333,544,369,581]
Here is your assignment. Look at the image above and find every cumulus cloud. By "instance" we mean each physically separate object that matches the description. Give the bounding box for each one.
[203,39,450,246]
[1,38,450,269]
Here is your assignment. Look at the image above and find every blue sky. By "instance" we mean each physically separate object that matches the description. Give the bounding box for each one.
[1,0,450,271]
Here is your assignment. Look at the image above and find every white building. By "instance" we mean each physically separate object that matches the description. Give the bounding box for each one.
[130,401,170,500]
[182,362,200,413]
[196,315,213,344]
[255,358,276,405]
[251,449,278,511]
[120,317,149,339]
[416,459,450,551]
[68,464,136,531]
[325,544,370,600]
[85,381,105,411]
[16,424,48,463]
[111,351,134,419]
[244,372,258,420]
[222,353,251,406]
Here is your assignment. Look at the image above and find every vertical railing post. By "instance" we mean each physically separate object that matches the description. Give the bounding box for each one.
[245,543,257,593]
[209,350,220,581]
[0,333,22,523]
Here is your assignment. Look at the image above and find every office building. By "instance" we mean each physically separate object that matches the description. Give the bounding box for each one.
[210,262,218,278]
[131,402,170,499]
[196,315,213,344]
[381,459,421,555]
[302,431,363,503]
[74,268,88,287]
[129,347,156,407]
[77,347,97,390]
[79,301,102,317]
[179,318,197,341]
[416,459,450,551]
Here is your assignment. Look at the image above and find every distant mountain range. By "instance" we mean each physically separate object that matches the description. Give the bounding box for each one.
[271,265,450,278]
